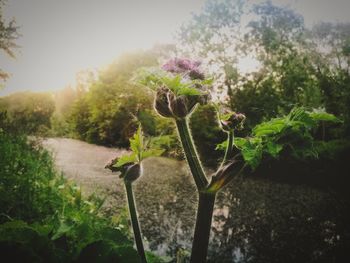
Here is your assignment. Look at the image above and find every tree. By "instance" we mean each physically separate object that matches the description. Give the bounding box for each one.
[0,91,55,134]
[179,0,321,128]
[0,0,19,83]
[69,49,164,146]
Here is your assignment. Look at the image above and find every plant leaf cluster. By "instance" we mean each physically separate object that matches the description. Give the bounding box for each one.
[137,67,212,96]
[218,108,341,169]
[115,125,164,168]
[0,131,164,262]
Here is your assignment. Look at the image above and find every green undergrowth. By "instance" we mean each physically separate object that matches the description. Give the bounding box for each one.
[0,131,164,263]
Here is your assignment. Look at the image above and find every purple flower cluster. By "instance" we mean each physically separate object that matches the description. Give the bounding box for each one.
[162,58,205,80]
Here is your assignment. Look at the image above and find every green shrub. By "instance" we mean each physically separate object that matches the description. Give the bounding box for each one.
[0,131,163,262]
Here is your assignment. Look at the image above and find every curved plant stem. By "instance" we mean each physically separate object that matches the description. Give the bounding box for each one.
[221,130,234,168]
[175,118,208,190]
[190,192,216,263]
[124,181,147,263]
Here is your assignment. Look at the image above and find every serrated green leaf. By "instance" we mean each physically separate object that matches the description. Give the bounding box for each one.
[234,137,263,169]
[265,141,283,158]
[253,118,286,136]
[215,140,227,151]
[161,75,182,93]
[114,153,138,168]
[51,221,73,240]
[234,137,248,148]
[241,142,263,169]
[288,108,315,127]
[141,148,164,159]
[176,87,201,96]
[309,112,342,123]
[130,125,143,161]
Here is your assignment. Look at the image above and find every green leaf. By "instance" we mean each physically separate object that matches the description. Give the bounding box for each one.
[176,86,201,96]
[141,148,164,159]
[241,141,263,169]
[234,137,248,148]
[253,118,286,136]
[216,140,227,151]
[116,126,166,167]
[161,75,182,93]
[130,125,143,161]
[234,137,263,169]
[309,111,342,123]
[265,141,283,158]
[51,221,73,240]
[114,153,138,168]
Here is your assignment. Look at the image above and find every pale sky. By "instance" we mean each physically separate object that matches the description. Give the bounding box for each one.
[1,0,350,95]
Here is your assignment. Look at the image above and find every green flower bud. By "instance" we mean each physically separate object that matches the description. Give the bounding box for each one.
[168,94,188,118]
[154,87,173,118]
[154,86,210,119]
[105,158,141,182]
[220,111,246,132]
[124,163,142,182]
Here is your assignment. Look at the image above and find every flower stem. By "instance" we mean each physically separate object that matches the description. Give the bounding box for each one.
[190,192,216,263]
[175,118,208,190]
[221,130,234,168]
[124,181,147,263]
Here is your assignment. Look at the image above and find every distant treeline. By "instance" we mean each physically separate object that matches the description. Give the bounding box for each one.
[1,1,350,164]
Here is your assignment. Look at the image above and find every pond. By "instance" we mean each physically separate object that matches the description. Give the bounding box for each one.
[43,138,245,262]
[43,138,340,263]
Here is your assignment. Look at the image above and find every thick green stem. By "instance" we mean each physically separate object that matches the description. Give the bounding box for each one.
[124,181,147,263]
[190,192,216,263]
[175,118,208,190]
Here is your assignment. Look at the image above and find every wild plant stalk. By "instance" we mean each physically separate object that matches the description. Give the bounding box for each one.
[138,57,247,262]
[176,117,241,262]
[124,180,147,263]
[176,118,214,262]
[106,126,158,263]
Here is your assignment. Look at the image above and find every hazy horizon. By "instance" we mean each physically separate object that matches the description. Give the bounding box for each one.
[1,0,350,96]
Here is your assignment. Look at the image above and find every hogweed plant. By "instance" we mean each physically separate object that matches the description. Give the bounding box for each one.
[137,58,248,262]
[106,126,163,263]
[107,58,341,262]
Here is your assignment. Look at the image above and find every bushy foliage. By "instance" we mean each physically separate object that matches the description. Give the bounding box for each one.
[212,108,350,262]
[0,91,55,135]
[68,51,162,147]
[217,108,342,169]
[0,0,19,83]
[0,131,163,262]
[179,0,350,136]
